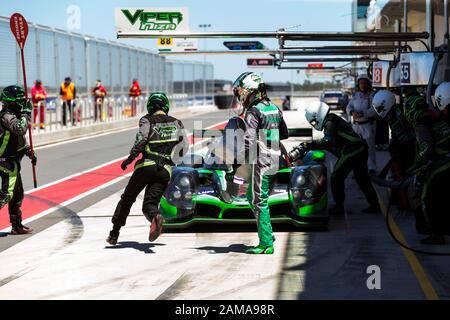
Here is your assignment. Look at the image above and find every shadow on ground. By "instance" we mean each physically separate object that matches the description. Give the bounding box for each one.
[105,241,166,254]
[163,223,327,234]
[195,243,253,254]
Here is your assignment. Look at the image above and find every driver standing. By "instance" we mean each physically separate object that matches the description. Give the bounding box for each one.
[233,72,289,254]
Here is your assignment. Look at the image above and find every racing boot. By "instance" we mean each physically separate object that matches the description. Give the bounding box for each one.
[106,229,120,246]
[246,244,274,254]
[420,234,446,245]
[10,224,33,235]
[362,204,381,214]
[149,214,164,242]
[329,205,345,216]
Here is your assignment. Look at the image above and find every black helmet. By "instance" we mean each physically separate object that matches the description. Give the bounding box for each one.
[0,85,27,112]
[147,92,170,115]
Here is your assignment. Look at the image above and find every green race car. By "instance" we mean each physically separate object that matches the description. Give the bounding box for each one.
[160,117,329,228]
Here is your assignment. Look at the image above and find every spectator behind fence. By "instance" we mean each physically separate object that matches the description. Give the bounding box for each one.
[129,79,141,117]
[31,80,47,129]
[60,77,76,126]
[92,80,107,122]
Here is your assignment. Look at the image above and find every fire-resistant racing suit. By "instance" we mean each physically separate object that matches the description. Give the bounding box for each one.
[404,94,450,240]
[240,98,289,248]
[112,111,189,229]
[0,109,34,230]
[347,90,378,172]
[387,104,417,178]
[301,113,380,213]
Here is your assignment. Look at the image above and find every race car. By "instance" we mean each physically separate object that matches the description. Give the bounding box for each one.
[159,116,329,228]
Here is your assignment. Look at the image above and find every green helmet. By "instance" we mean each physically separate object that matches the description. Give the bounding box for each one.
[232,72,267,108]
[0,85,27,112]
[147,92,170,115]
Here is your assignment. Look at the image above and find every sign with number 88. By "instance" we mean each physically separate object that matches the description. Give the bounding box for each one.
[158,38,173,46]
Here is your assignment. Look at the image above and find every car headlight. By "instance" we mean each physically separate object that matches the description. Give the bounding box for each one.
[290,166,324,208]
[165,168,199,207]
[179,176,191,188]
[296,174,306,186]
[173,190,182,199]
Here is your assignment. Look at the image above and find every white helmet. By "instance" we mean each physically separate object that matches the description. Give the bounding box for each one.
[356,73,371,83]
[305,101,330,131]
[232,72,266,108]
[434,82,450,111]
[372,90,396,118]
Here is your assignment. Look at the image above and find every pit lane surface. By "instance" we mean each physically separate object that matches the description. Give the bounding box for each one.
[1,107,450,299]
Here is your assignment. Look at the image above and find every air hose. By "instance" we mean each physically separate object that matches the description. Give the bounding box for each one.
[372,168,450,256]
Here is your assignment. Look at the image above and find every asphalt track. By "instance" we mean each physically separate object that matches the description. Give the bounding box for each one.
[0,107,450,299]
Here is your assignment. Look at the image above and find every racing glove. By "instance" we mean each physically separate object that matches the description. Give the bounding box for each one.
[406,163,429,179]
[121,156,134,171]
[21,100,33,117]
[225,166,236,183]
[406,165,428,199]
[300,142,311,151]
[25,146,37,166]
[287,142,310,162]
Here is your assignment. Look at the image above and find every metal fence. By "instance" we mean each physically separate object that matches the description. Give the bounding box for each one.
[30,94,193,133]
[28,92,214,133]
[0,16,214,133]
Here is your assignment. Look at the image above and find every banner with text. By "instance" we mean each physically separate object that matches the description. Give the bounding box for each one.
[115,7,190,35]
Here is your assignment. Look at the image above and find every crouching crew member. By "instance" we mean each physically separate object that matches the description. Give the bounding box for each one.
[372,90,416,194]
[403,89,450,245]
[289,101,380,215]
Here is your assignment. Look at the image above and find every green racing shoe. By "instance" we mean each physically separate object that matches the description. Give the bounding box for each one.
[245,244,274,254]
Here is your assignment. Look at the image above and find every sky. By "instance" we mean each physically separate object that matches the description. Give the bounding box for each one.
[0,0,354,83]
